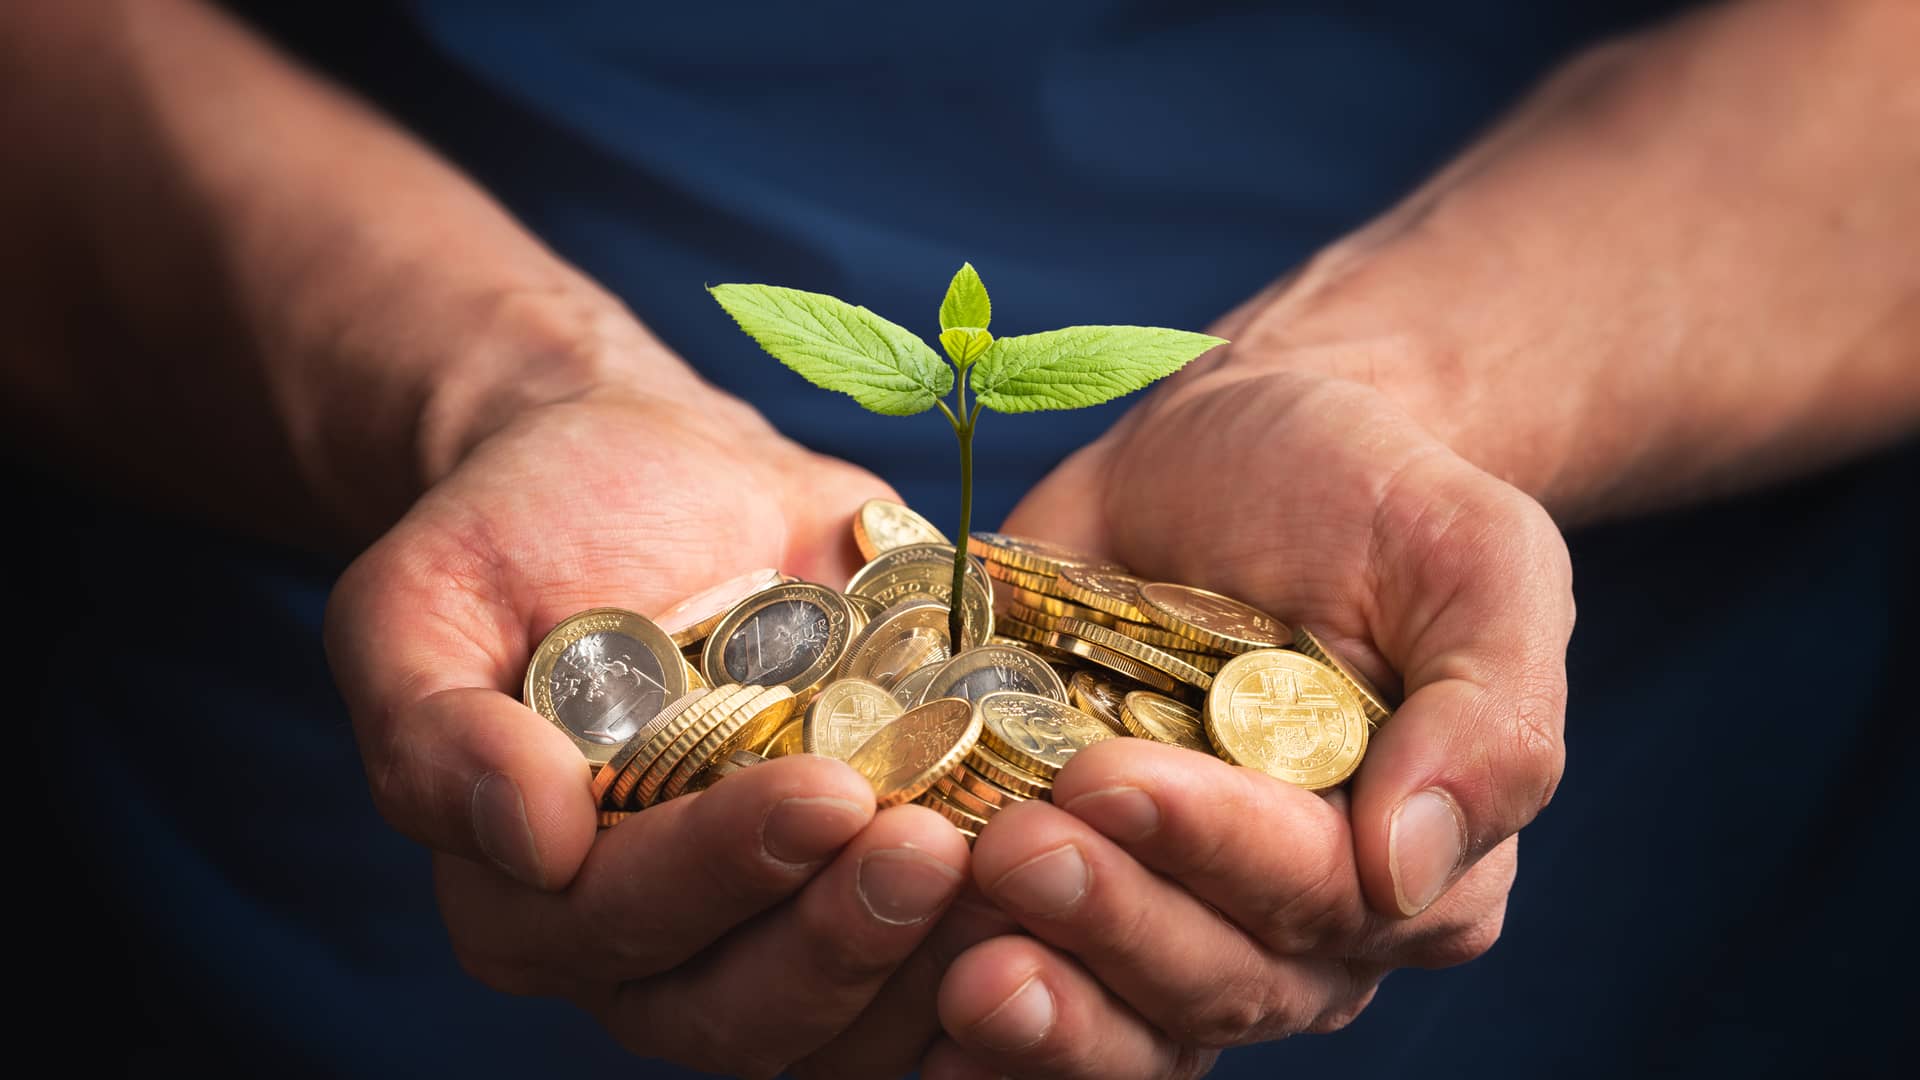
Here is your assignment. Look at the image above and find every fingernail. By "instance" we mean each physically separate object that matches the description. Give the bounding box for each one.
[1063,786,1160,841]
[763,796,869,865]
[857,847,964,925]
[991,845,1089,916]
[1389,788,1466,916]
[970,975,1055,1051]
[471,772,540,887]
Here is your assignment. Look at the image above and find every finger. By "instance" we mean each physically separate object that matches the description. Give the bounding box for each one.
[600,804,968,1079]
[325,520,596,889]
[793,885,1021,1080]
[779,455,900,584]
[1050,738,1373,956]
[972,798,1353,1045]
[435,754,875,994]
[934,936,1216,1080]
[1351,463,1574,916]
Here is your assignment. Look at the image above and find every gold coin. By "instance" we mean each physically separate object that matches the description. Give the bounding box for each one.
[1292,626,1394,728]
[1204,650,1369,791]
[606,685,749,808]
[525,607,689,767]
[628,684,762,808]
[890,662,943,707]
[931,772,1009,818]
[701,582,856,705]
[1008,588,1120,627]
[760,717,806,758]
[845,592,886,624]
[593,688,710,808]
[947,761,1030,808]
[1107,619,1219,651]
[919,788,990,833]
[1137,583,1292,655]
[1164,648,1228,674]
[846,543,995,646]
[686,749,766,794]
[654,568,786,648]
[683,657,709,690]
[847,698,981,807]
[1067,671,1131,736]
[964,742,1056,799]
[1119,691,1213,753]
[645,686,779,807]
[838,599,954,688]
[1052,566,1152,623]
[921,644,1070,704]
[802,678,905,760]
[1037,628,1180,693]
[660,686,797,803]
[854,499,949,561]
[921,783,996,826]
[981,560,1059,594]
[597,810,634,829]
[1054,617,1213,691]
[967,532,1127,576]
[976,691,1116,779]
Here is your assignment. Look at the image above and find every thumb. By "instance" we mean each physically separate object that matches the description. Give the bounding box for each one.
[324,530,597,891]
[997,439,1119,558]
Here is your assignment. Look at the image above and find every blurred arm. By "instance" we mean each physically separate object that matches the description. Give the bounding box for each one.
[0,0,704,546]
[1217,0,1920,522]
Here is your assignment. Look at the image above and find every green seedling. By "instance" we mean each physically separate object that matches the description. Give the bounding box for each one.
[711,263,1225,646]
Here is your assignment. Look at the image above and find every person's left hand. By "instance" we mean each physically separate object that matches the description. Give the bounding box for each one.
[919,357,1575,1078]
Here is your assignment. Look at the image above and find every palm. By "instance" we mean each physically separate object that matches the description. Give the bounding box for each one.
[1005,367,1572,912]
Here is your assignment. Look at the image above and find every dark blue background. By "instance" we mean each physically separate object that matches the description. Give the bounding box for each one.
[24,2,1916,1076]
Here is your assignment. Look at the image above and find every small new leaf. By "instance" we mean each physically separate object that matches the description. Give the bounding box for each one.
[969,325,1226,413]
[710,283,953,415]
[938,262,991,333]
[939,326,993,366]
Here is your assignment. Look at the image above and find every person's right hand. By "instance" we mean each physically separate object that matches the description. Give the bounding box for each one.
[323,310,984,1078]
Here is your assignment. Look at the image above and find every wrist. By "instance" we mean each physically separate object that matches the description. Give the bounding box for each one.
[1209,237,1594,513]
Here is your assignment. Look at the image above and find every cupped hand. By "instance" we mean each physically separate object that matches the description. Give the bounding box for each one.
[925,365,1574,1078]
[324,358,980,1077]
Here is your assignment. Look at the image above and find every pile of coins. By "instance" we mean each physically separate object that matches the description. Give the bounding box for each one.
[523,500,1397,838]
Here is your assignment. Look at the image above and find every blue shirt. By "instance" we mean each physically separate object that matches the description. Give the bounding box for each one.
[32,2,1915,1075]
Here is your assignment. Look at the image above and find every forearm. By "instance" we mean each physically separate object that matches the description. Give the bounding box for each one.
[0,0,704,546]
[1228,0,1920,522]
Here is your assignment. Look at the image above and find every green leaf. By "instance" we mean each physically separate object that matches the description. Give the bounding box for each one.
[939,263,991,332]
[710,283,953,415]
[969,326,1227,413]
[939,326,993,366]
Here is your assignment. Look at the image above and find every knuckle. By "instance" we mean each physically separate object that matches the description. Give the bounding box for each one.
[1164,962,1278,1047]
[791,880,901,988]
[1248,837,1362,954]
[1306,979,1380,1035]
[1501,676,1568,822]
[1418,906,1507,970]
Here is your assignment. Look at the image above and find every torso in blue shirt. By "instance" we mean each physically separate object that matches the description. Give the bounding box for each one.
[34,3,1914,1076]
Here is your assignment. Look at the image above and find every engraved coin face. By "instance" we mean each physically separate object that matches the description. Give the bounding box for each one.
[1204,650,1367,790]
[701,584,854,703]
[847,698,981,807]
[653,567,785,647]
[839,599,955,689]
[854,499,950,561]
[550,631,671,745]
[804,678,905,760]
[892,663,943,707]
[1138,583,1292,654]
[923,645,1068,705]
[1293,625,1394,726]
[722,599,832,685]
[1120,691,1212,753]
[976,691,1116,776]
[525,608,689,766]
[846,543,995,647]
[1068,671,1130,736]
[1055,566,1152,622]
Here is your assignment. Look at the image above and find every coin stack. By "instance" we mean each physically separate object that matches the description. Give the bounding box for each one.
[521,499,1397,836]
